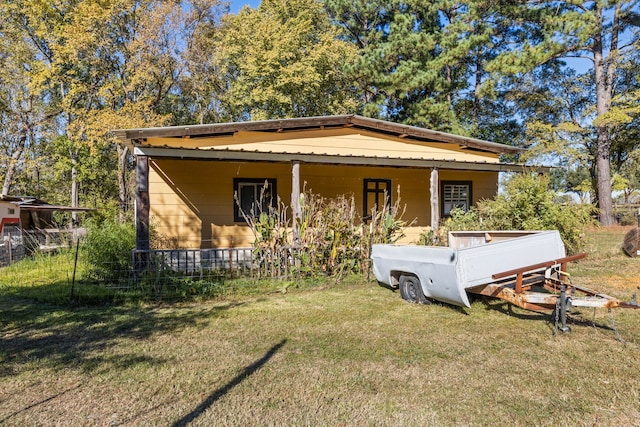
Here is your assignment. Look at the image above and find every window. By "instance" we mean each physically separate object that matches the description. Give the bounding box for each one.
[234,178,277,222]
[363,179,391,220]
[441,181,472,216]
[8,208,15,215]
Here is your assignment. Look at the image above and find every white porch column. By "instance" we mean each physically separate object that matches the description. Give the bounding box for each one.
[430,168,439,230]
[291,160,301,245]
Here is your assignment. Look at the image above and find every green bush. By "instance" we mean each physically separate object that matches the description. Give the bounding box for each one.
[83,220,136,282]
[446,174,595,254]
[613,206,638,226]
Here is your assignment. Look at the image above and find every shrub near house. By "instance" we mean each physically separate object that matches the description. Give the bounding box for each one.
[446,174,595,254]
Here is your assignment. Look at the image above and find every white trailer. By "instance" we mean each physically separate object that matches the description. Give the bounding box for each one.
[371,230,636,319]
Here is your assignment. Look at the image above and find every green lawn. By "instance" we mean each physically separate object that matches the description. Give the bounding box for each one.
[1,227,639,426]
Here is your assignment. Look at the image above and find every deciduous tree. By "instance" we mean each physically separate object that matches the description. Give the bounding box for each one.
[213,0,359,120]
[0,0,53,197]
[1,0,224,220]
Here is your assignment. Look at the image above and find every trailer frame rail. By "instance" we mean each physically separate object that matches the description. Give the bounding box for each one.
[467,253,639,313]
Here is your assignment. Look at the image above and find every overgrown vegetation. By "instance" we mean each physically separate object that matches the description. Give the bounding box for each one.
[83,220,136,282]
[238,186,408,279]
[443,174,596,254]
[0,246,318,305]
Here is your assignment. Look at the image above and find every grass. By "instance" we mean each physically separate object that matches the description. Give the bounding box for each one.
[1,227,639,426]
[571,225,640,298]
[0,248,311,304]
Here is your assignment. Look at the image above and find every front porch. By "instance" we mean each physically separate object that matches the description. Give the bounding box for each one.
[133,153,530,250]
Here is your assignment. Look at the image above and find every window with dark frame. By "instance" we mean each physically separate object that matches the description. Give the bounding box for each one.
[441,181,472,216]
[234,178,277,222]
[363,178,391,220]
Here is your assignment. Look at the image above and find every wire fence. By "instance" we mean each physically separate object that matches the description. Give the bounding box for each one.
[0,240,373,303]
[0,228,86,267]
[0,230,26,267]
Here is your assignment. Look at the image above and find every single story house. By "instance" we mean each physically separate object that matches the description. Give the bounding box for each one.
[115,115,546,250]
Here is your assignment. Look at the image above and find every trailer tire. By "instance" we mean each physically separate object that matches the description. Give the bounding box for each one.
[399,274,429,304]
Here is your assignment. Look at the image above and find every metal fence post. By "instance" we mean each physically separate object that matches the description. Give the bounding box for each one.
[228,247,233,295]
[71,239,80,298]
[7,233,12,265]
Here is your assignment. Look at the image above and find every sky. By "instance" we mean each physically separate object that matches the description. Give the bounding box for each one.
[228,0,260,14]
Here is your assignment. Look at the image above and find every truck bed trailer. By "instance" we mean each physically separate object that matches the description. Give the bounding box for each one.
[371,231,638,323]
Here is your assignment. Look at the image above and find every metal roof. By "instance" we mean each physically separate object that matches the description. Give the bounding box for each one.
[2,195,94,212]
[115,114,523,156]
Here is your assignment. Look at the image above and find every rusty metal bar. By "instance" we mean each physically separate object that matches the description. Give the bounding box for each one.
[619,302,640,309]
[468,281,622,312]
[492,253,588,280]
[515,273,523,294]
[563,282,616,300]
[467,282,557,311]
[466,251,640,315]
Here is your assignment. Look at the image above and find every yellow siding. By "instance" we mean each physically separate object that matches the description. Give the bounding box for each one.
[439,170,499,205]
[301,164,431,226]
[149,159,498,248]
[150,159,291,248]
[400,226,429,244]
[147,128,499,163]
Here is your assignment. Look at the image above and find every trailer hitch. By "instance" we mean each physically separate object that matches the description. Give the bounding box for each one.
[619,292,640,309]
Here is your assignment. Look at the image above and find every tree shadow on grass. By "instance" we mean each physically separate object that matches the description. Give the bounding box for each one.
[0,384,82,424]
[0,291,248,377]
[172,339,287,427]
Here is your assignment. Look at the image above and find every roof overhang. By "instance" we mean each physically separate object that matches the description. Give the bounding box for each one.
[134,146,549,173]
[0,195,24,202]
[19,205,94,212]
[1,195,93,211]
[115,114,524,156]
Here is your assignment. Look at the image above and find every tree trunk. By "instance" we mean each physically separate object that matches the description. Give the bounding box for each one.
[445,65,452,108]
[592,5,615,226]
[117,143,130,223]
[1,142,24,197]
[473,53,482,127]
[1,125,28,196]
[595,126,614,225]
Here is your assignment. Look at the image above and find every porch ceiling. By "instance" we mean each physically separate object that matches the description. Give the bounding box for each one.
[133,145,549,173]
